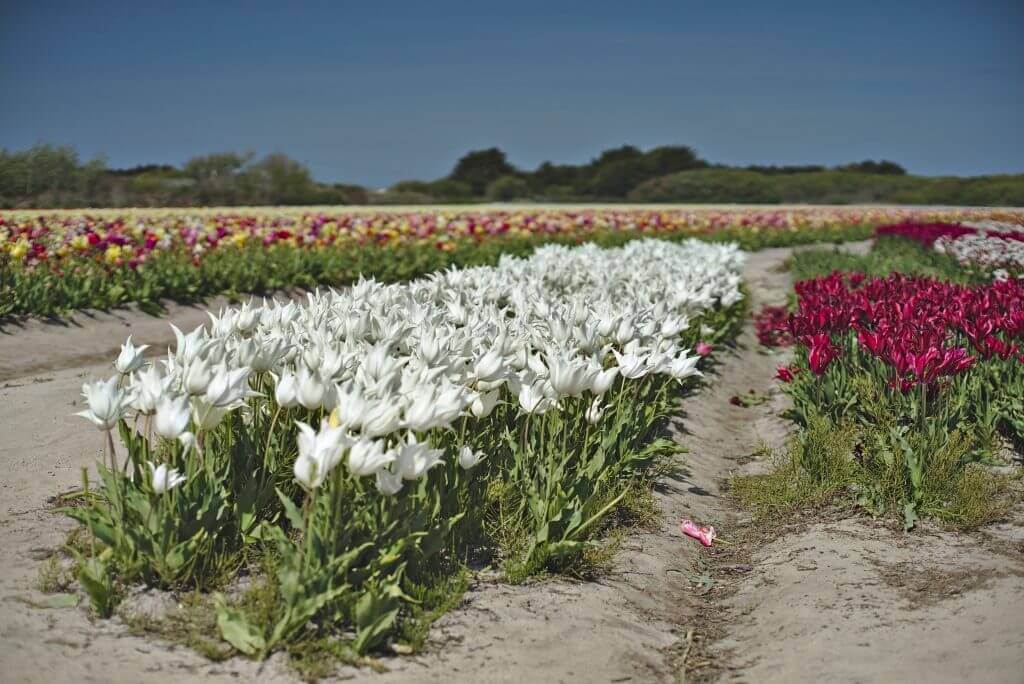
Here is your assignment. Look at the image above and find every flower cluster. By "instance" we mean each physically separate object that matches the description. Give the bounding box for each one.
[935,232,1024,274]
[877,219,1024,275]
[82,238,738,486]
[787,272,1024,390]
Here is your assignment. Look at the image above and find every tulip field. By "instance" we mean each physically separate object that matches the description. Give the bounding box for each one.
[2,205,1021,319]
[5,206,1024,679]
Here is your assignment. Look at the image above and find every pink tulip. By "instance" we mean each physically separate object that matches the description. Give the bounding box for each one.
[680,519,716,547]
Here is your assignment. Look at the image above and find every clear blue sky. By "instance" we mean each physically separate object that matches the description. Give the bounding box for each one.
[2,1,1022,186]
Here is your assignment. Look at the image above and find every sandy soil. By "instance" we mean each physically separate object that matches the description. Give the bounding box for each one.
[1,242,1022,683]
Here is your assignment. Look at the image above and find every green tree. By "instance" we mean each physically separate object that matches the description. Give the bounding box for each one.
[449,148,518,195]
[486,175,530,201]
[643,145,706,176]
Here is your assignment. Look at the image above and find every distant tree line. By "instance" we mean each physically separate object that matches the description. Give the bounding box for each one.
[0,145,367,208]
[2,142,1020,208]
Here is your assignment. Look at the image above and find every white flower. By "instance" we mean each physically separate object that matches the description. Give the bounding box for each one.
[668,353,702,381]
[361,399,403,437]
[293,418,350,489]
[184,357,214,395]
[331,383,369,430]
[296,365,328,410]
[546,352,594,398]
[375,467,404,495]
[115,335,149,374]
[274,370,299,408]
[203,365,253,408]
[590,367,619,395]
[472,348,506,383]
[347,438,396,477]
[585,397,605,424]
[190,397,230,432]
[458,444,485,470]
[613,349,649,379]
[394,433,445,480]
[75,377,131,431]
[517,381,552,414]
[470,389,501,418]
[153,393,191,439]
[130,364,166,414]
[170,324,206,365]
[403,384,465,432]
[149,462,186,494]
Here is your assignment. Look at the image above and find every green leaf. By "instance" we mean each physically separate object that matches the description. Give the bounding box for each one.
[276,488,305,530]
[902,501,918,531]
[215,594,266,656]
[12,593,81,609]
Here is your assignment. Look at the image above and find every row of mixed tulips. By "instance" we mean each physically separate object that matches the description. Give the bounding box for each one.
[876,219,1024,275]
[3,207,1021,319]
[66,237,744,657]
[770,267,1023,527]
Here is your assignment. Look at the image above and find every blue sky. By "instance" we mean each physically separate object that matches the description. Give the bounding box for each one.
[2,1,1022,186]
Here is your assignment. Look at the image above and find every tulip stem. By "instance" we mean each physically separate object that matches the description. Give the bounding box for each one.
[264,405,282,458]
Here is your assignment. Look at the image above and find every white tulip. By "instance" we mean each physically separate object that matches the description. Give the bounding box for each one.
[332,383,369,430]
[184,357,214,395]
[148,462,186,494]
[203,365,253,408]
[115,335,149,375]
[394,433,444,481]
[190,398,229,432]
[274,370,299,408]
[296,365,328,410]
[375,467,404,495]
[613,349,649,380]
[472,348,505,383]
[585,397,605,424]
[293,418,350,489]
[458,444,485,470]
[154,393,191,439]
[470,389,501,418]
[590,367,619,395]
[546,352,594,398]
[347,438,396,477]
[170,324,206,366]
[76,377,131,431]
[130,364,166,414]
[360,399,403,437]
[517,381,551,414]
[669,354,702,381]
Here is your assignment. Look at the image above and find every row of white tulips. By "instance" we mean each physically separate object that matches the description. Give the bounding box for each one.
[69,237,745,654]
[79,238,743,491]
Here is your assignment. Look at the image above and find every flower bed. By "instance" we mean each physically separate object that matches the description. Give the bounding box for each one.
[3,207,1020,319]
[766,268,1023,527]
[67,237,744,658]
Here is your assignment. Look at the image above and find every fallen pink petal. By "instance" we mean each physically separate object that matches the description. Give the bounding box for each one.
[680,518,717,547]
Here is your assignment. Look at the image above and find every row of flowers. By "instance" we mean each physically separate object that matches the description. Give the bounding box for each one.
[762,267,1023,528]
[876,219,1024,275]
[66,237,743,658]
[780,272,1023,386]
[4,207,1021,320]
[5,207,1022,268]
